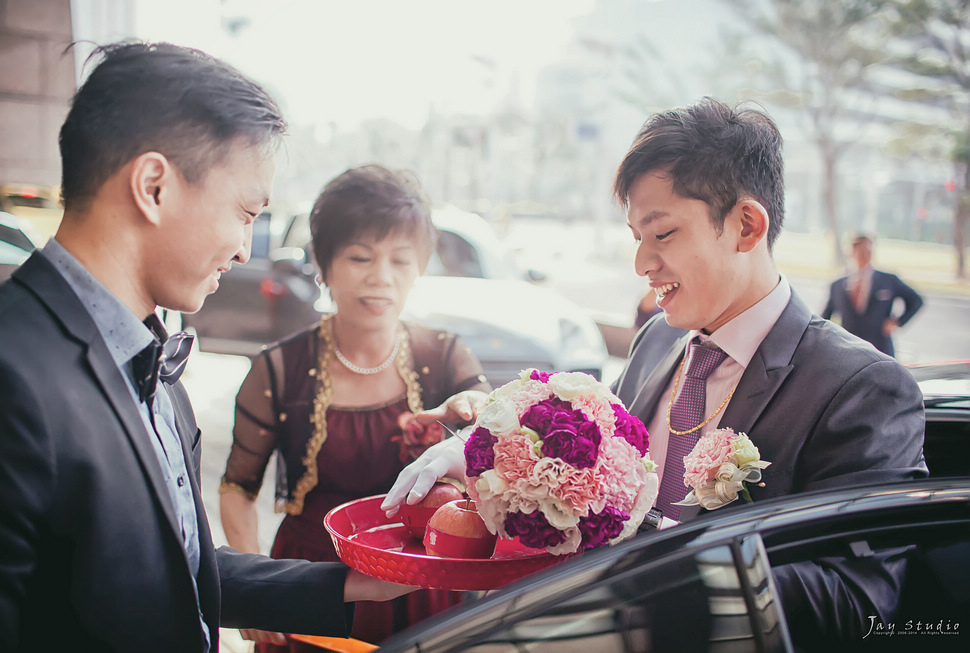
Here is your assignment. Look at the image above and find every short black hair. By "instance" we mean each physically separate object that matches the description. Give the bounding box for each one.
[613,97,785,250]
[310,165,436,280]
[59,41,286,211]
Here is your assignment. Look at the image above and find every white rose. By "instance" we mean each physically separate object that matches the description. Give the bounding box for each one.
[539,497,580,530]
[477,398,520,436]
[474,469,508,501]
[549,371,605,401]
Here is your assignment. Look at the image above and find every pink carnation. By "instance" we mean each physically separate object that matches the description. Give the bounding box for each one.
[532,458,603,514]
[493,432,539,486]
[509,381,553,416]
[596,436,645,513]
[568,394,618,438]
[682,428,736,489]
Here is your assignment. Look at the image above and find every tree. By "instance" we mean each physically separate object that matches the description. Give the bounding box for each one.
[881,0,970,278]
[721,0,891,265]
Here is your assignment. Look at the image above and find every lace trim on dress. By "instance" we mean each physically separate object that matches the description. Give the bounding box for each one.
[283,314,424,515]
[218,478,258,501]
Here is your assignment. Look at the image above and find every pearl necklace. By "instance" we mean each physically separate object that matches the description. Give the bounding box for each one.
[334,331,402,375]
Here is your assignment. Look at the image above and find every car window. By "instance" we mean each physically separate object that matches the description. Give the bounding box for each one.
[0,224,35,252]
[425,230,484,278]
[405,536,788,653]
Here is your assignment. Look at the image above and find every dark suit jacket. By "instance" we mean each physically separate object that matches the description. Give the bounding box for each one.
[613,290,928,643]
[821,269,924,356]
[0,254,352,652]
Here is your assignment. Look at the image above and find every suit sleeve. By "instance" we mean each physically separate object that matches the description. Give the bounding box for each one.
[890,275,923,327]
[769,356,925,645]
[797,358,927,492]
[0,361,54,650]
[772,547,910,646]
[217,547,354,636]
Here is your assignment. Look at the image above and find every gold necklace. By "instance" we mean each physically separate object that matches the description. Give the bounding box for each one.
[665,351,739,436]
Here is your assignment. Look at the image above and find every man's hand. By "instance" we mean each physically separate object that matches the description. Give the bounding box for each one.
[882,318,899,337]
[344,569,416,602]
[413,390,488,426]
[380,436,468,517]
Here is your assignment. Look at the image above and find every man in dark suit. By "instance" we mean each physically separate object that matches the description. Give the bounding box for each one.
[384,98,927,647]
[0,42,410,653]
[610,99,925,646]
[821,233,924,357]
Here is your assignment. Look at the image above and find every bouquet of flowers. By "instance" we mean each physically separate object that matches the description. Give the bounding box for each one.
[463,369,659,556]
[674,427,770,511]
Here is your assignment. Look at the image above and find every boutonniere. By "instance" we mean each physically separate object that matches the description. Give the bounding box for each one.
[674,427,770,511]
[394,412,445,464]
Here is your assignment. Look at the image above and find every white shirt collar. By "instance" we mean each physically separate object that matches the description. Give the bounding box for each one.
[690,275,791,369]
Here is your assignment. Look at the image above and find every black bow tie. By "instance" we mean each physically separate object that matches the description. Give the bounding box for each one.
[131,315,194,404]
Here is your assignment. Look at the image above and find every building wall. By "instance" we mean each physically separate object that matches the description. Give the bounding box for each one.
[0,0,75,187]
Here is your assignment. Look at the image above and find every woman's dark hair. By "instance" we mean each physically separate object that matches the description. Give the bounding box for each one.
[612,97,785,250]
[59,41,286,211]
[310,165,436,280]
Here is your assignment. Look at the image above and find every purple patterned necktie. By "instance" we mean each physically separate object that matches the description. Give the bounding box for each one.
[655,339,729,520]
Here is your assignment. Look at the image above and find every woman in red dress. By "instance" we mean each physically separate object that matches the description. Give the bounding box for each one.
[219,165,491,650]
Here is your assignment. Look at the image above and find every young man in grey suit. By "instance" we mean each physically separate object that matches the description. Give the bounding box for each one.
[0,42,411,653]
[384,98,927,647]
[821,233,924,357]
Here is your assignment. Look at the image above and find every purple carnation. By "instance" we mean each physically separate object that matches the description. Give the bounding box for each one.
[540,421,601,468]
[530,369,551,383]
[521,398,601,468]
[578,505,630,549]
[504,510,568,549]
[464,426,497,477]
[611,403,649,456]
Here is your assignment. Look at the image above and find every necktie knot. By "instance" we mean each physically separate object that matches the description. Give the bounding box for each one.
[684,339,728,380]
[131,316,194,403]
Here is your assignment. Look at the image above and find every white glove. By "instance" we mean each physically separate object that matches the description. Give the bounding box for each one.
[381,433,468,517]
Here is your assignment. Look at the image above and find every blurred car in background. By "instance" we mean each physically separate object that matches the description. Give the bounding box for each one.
[182,206,608,386]
[0,211,41,282]
[0,183,62,243]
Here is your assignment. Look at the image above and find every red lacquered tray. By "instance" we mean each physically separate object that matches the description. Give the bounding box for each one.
[324,495,573,591]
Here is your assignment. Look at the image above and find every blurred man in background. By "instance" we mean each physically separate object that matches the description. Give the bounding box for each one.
[821,233,924,357]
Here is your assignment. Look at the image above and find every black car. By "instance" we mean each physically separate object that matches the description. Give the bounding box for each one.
[372,366,969,652]
[377,479,969,653]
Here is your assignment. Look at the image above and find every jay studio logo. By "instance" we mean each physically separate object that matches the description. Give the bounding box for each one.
[863,616,961,640]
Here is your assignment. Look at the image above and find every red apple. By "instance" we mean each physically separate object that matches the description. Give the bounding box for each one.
[422,499,498,559]
[399,482,464,539]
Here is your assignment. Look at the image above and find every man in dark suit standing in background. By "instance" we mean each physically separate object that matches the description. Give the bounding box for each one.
[821,233,924,357]
[0,41,411,653]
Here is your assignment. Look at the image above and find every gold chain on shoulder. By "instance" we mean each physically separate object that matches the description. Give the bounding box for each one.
[665,351,739,436]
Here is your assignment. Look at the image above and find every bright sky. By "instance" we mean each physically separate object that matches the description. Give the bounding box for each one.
[133,0,598,131]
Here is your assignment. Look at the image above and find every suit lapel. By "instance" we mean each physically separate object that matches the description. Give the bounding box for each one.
[14,254,182,540]
[718,292,809,434]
